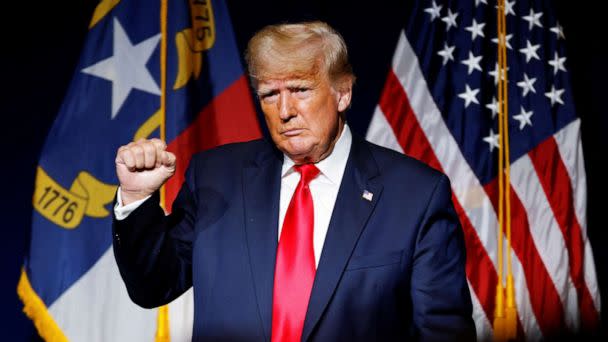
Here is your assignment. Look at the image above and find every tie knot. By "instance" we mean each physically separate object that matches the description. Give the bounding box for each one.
[294,164,320,185]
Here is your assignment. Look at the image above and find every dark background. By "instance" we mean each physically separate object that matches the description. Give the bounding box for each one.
[1,0,605,340]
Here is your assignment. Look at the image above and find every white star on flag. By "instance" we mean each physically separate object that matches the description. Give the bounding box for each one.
[517,73,537,96]
[424,1,442,21]
[461,52,483,75]
[496,0,516,16]
[519,40,541,62]
[475,0,488,6]
[513,106,534,130]
[441,9,459,31]
[545,85,565,106]
[483,129,500,152]
[465,19,486,41]
[489,62,509,85]
[458,84,480,108]
[550,23,565,39]
[437,43,455,65]
[548,52,567,74]
[81,18,161,119]
[522,8,543,30]
[492,33,513,50]
[485,96,500,118]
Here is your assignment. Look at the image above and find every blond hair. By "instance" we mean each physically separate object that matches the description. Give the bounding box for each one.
[245,21,355,89]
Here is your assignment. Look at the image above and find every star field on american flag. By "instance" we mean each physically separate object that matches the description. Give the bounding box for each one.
[427,0,571,181]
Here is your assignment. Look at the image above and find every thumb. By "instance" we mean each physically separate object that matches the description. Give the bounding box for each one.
[161,151,177,170]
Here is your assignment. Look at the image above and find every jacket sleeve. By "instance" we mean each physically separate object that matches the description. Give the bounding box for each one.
[410,174,477,341]
[112,163,198,309]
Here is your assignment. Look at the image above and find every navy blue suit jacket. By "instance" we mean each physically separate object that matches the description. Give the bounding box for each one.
[113,135,475,341]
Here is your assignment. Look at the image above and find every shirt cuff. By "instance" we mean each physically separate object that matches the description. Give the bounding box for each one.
[114,187,151,220]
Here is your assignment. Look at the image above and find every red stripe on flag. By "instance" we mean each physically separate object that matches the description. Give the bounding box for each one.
[378,70,497,322]
[484,179,566,336]
[165,75,262,209]
[452,195,497,323]
[378,71,442,171]
[527,138,599,330]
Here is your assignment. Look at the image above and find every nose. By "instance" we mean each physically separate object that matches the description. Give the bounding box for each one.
[278,91,296,121]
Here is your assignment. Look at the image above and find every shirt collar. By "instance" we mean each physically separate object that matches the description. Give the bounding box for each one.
[281,124,352,184]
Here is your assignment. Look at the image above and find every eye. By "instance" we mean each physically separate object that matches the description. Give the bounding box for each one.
[291,87,311,98]
[259,91,279,104]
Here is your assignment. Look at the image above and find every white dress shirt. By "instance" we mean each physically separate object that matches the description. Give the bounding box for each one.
[279,125,351,266]
[115,124,353,266]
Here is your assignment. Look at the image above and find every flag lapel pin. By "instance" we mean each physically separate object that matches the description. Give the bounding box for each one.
[362,190,373,202]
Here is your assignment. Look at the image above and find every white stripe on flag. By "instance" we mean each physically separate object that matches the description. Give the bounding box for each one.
[467,280,492,342]
[169,288,194,342]
[367,106,405,154]
[510,154,580,331]
[553,120,601,312]
[49,247,157,342]
[511,252,543,342]
[553,120,587,236]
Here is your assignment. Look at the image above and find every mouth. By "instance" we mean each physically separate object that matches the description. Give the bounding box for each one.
[281,128,304,137]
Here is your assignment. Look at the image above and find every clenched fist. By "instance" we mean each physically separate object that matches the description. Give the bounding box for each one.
[115,138,176,205]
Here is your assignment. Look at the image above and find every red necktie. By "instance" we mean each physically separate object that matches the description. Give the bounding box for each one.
[271,163,320,342]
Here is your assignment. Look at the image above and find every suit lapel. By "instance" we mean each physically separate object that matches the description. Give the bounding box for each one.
[242,142,282,341]
[302,136,383,341]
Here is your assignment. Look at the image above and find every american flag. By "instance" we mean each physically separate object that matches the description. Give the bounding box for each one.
[365,0,601,339]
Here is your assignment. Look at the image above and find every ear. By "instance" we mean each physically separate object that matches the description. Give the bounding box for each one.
[336,85,352,112]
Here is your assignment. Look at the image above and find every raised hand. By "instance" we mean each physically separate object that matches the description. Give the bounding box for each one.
[115,138,176,205]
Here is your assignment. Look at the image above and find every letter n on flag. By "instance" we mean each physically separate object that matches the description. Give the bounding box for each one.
[18,0,261,341]
[366,0,600,340]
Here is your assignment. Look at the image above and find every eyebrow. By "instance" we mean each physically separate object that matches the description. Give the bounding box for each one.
[257,80,315,95]
[285,80,314,87]
[256,88,277,97]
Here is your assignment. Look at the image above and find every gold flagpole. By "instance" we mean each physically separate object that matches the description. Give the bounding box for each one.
[493,0,517,340]
[155,0,170,340]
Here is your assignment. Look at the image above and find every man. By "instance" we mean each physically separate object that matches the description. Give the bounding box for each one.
[113,21,475,341]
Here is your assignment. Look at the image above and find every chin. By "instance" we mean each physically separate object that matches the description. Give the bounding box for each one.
[280,139,316,160]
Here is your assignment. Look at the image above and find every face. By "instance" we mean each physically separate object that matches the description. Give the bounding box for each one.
[257,70,352,164]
